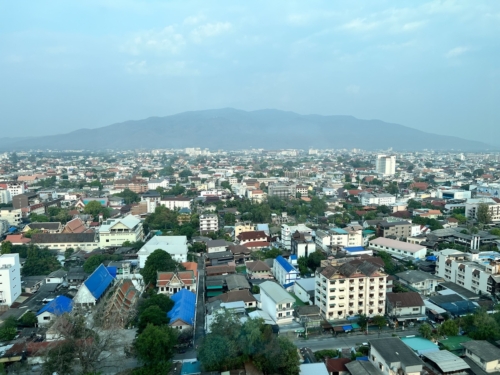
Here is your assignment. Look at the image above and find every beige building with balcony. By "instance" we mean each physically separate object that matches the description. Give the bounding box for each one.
[199,214,218,234]
[315,259,388,320]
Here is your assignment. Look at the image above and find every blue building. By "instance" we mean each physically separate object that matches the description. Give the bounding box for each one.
[73,264,115,306]
[168,289,196,331]
[273,255,300,290]
[36,295,73,325]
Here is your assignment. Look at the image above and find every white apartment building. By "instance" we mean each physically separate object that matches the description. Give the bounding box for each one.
[435,249,500,295]
[368,237,427,260]
[5,182,25,198]
[159,197,192,210]
[465,198,500,223]
[259,281,295,325]
[137,235,188,267]
[0,254,21,307]
[98,215,144,247]
[329,227,363,248]
[0,190,11,204]
[281,223,312,250]
[315,259,388,320]
[360,193,396,206]
[0,208,22,226]
[375,155,396,176]
[148,178,169,190]
[199,214,218,234]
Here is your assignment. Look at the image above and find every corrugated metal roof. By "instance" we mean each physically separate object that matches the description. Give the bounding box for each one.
[423,350,469,372]
[168,289,195,325]
[84,264,115,299]
[36,295,73,316]
[274,255,296,273]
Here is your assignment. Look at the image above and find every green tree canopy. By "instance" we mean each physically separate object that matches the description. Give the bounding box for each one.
[135,324,178,374]
[477,203,492,224]
[419,323,432,339]
[137,305,170,334]
[438,319,459,337]
[114,188,140,204]
[140,249,183,286]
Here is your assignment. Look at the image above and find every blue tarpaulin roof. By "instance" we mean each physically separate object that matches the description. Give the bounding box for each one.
[8,227,16,233]
[342,325,353,331]
[106,266,117,278]
[275,255,296,273]
[356,356,369,361]
[168,289,196,325]
[181,361,201,375]
[283,282,295,289]
[426,256,437,261]
[344,246,365,252]
[37,295,73,316]
[84,264,115,299]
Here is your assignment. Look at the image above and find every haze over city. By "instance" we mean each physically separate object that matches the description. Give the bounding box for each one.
[1,0,499,143]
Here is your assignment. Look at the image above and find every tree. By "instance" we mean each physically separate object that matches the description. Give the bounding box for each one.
[477,203,492,224]
[307,251,326,270]
[490,228,500,236]
[473,168,484,177]
[0,316,17,341]
[22,247,62,276]
[179,169,192,178]
[138,292,174,316]
[1,241,12,255]
[372,315,386,329]
[83,254,121,274]
[23,229,42,238]
[220,181,231,190]
[30,213,49,222]
[84,200,105,217]
[135,324,178,374]
[114,188,140,204]
[356,314,368,329]
[419,323,432,339]
[19,311,37,327]
[140,250,183,286]
[223,213,236,226]
[439,319,458,337]
[424,162,433,168]
[137,305,170,334]
[42,311,127,374]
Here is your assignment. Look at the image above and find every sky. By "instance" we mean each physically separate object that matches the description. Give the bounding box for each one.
[1,0,499,142]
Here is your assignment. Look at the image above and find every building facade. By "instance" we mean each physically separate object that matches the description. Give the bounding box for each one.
[315,259,388,320]
[199,214,218,234]
[0,254,21,307]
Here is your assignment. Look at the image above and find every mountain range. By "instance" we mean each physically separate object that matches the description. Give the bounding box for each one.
[0,108,493,151]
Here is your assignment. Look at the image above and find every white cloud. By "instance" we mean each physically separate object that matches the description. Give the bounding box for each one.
[125,59,198,76]
[191,22,232,43]
[445,46,469,58]
[401,20,427,31]
[125,26,185,55]
[341,18,381,32]
[183,15,206,25]
[346,85,360,94]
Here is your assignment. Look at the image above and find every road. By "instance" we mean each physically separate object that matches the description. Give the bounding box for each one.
[293,329,419,351]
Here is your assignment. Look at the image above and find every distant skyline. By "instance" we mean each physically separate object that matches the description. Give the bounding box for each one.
[1,1,499,142]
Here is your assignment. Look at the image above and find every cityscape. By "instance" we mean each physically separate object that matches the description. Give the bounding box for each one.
[0,149,500,374]
[2,0,500,374]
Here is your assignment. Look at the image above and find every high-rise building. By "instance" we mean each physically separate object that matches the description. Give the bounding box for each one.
[375,155,396,176]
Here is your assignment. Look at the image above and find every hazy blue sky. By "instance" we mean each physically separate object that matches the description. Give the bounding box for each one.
[1,1,499,141]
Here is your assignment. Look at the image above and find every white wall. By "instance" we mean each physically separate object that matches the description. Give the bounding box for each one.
[0,254,21,306]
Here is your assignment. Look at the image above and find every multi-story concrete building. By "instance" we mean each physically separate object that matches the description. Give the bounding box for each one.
[291,231,315,258]
[0,208,22,226]
[0,182,25,200]
[465,198,500,223]
[360,193,396,206]
[368,237,427,260]
[368,337,424,375]
[159,196,192,210]
[329,227,363,248]
[281,223,312,250]
[377,220,412,240]
[113,179,148,193]
[0,190,11,205]
[199,214,218,234]
[435,249,500,295]
[259,281,295,325]
[375,155,396,176]
[137,235,188,267]
[395,270,444,295]
[314,258,388,320]
[268,183,296,199]
[98,215,144,248]
[0,254,21,307]
[147,178,169,190]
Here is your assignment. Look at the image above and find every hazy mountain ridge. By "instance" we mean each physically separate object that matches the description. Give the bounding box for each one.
[0,108,493,151]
